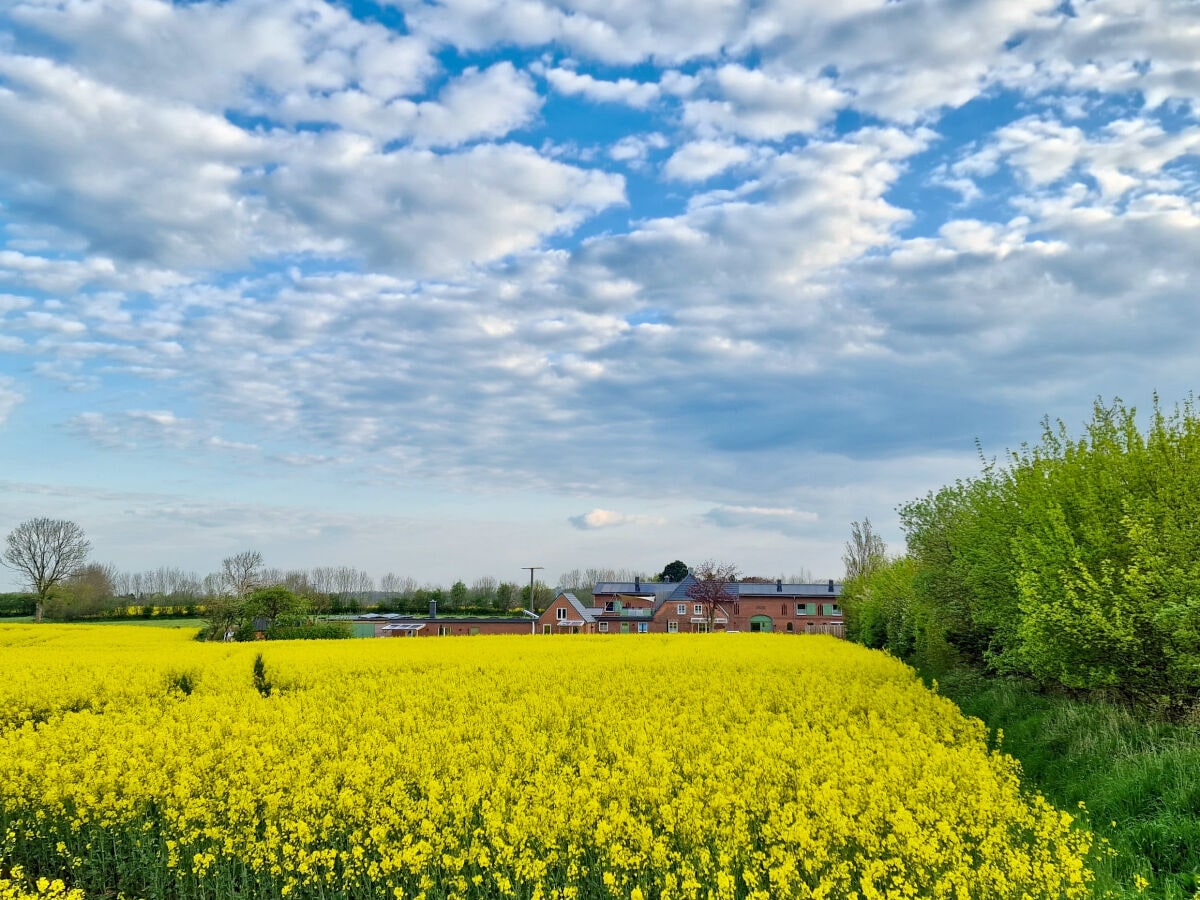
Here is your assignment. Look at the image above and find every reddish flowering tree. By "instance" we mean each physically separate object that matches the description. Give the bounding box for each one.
[686,559,739,632]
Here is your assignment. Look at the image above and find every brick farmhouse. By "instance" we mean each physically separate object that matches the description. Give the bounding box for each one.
[353,573,843,638]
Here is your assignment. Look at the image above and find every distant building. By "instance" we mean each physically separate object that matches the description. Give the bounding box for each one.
[564,573,844,636]
[343,575,844,638]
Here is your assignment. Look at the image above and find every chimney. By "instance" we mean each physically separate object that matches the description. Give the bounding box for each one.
[429,599,437,619]
[776,579,782,592]
[634,576,641,591]
[827,579,834,593]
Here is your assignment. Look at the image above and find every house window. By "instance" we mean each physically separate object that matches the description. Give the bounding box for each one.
[694,622,709,633]
[469,626,480,635]
[438,625,451,636]
[598,621,609,633]
[556,607,567,620]
[821,603,842,617]
[676,603,687,615]
[797,603,813,616]
[667,620,678,633]
[694,604,703,616]
[638,622,649,634]
[542,624,551,634]
[605,601,616,612]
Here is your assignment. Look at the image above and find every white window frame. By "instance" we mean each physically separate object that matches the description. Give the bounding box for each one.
[676,603,687,615]
[638,622,649,634]
[694,603,704,616]
[556,607,567,620]
[438,625,451,636]
[667,620,678,633]
[598,621,609,633]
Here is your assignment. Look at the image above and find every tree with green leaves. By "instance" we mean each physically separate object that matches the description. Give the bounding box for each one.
[659,560,688,583]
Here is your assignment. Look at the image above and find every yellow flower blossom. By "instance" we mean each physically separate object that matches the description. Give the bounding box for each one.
[0,625,1094,899]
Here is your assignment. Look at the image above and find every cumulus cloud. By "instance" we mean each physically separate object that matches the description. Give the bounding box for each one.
[662,140,756,181]
[544,68,661,108]
[569,509,667,529]
[681,65,845,139]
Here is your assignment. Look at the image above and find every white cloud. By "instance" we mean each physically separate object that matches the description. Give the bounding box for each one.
[544,68,660,108]
[278,62,543,145]
[10,0,434,114]
[569,508,667,529]
[663,140,755,181]
[397,0,747,65]
[682,65,845,139]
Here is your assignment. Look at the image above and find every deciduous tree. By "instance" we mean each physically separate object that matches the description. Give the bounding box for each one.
[2,518,91,623]
[221,550,263,599]
[659,559,688,583]
[686,559,738,633]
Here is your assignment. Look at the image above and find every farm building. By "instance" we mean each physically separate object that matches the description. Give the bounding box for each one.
[346,574,843,637]
[542,574,843,636]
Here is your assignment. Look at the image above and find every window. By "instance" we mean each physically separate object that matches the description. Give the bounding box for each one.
[786,622,794,632]
[821,603,841,617]
[605,601,616,612]
[694,604,703,616]
[676,603,687,615]
[638,622,649,634]
[556,607,567,620]
[542,624,551,634]
[438,625,451,636]
[469,626,480,635]
[598,621,609,633]
[796,603,813,616]
[667,620,678,633]
[694,622,709,633]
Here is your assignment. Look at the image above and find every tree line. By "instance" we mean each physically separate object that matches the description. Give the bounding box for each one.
[842,396,1200,716]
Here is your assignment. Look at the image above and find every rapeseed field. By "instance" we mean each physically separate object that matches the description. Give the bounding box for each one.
[0,625,1093,899]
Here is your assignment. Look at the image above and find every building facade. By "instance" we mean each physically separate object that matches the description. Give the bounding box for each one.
[538,575,844,636]
[347,575,844,638]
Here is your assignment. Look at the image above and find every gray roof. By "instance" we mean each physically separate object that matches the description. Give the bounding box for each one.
[595,576,842,599]
[560,592,598,623]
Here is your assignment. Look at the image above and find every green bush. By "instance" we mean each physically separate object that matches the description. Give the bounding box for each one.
[0,594,37,617]
[265,622,353,641]
[871,396,1200,714]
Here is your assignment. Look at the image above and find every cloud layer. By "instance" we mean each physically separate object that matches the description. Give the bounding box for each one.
[2,0,1199,581]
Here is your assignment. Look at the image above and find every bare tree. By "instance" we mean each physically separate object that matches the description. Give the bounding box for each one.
[686,559,739,633]
[379,573,418,597]
[2,518,92,623]
[470,575,497,605]
[221,550,263,598]
[843,519,888,582]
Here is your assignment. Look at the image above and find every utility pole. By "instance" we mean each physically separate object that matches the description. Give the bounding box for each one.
[522,566,544,613]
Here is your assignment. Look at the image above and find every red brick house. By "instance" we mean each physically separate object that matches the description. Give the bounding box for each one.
[581,574,844,635]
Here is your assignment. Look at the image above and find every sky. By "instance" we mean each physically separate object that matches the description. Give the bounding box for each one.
[2,0,1200,590]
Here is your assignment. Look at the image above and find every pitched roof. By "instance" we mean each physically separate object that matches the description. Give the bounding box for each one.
[560,592,597,623]
[593,576,842,599]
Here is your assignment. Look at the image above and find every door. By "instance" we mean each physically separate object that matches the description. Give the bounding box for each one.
[749,615,773,633]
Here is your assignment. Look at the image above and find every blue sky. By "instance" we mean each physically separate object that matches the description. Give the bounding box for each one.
[3,0,1200,590]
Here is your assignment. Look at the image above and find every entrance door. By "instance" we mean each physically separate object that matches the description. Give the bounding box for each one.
[749,615,773,633]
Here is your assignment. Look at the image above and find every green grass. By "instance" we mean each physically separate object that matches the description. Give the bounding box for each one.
[931,671,1200,899]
